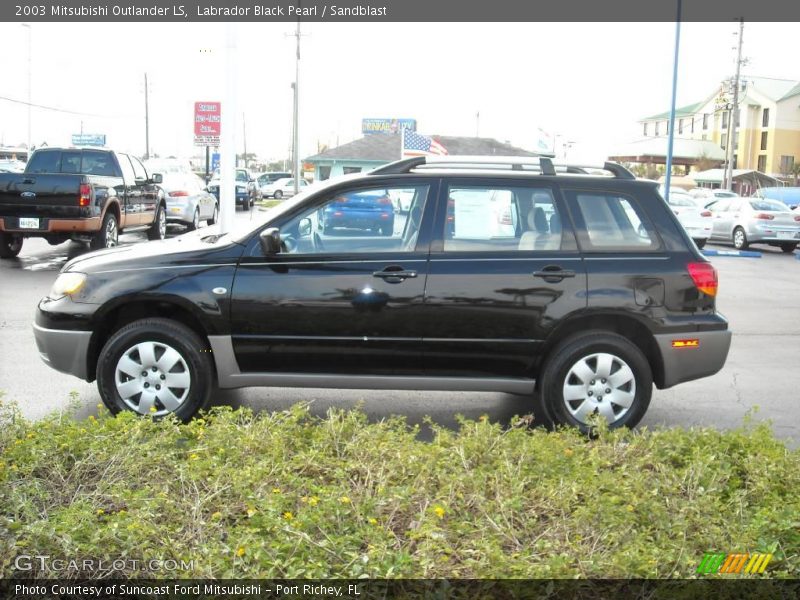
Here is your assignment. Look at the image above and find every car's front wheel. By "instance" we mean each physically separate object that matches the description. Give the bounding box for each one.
[694,238,707,249]
[274,190,283,199]
[96,318,213,420]
[535,331,652,432]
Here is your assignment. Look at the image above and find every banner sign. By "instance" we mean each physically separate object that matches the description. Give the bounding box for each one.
[194,101,221,146]
[362,118,417,135]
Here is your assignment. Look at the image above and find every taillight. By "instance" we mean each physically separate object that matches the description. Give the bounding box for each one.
[754,213,774,220]
[78,183,91,207]
[700,210,712,217]
[687,262,718,297]
[169,190,190,197]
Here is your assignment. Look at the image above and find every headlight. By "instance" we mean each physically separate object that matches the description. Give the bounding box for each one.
[49,272,87,300]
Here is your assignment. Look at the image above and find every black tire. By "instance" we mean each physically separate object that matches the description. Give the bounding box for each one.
[534,331,652,432]
[694,238,707,249]
[91,212,118,250]
[187,208,200,231]
[780,243,797,254]
[208,203,218,225]
[147,204,167,240]
[732,226,748,250]
[0,233,23,258]
[96,318,213,421]
[380,224,393,236]
[274,190,283,200]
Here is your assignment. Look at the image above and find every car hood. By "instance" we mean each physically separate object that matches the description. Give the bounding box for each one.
[62,229,245,274]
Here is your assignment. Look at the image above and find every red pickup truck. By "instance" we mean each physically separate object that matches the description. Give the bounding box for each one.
[0,147,167,257]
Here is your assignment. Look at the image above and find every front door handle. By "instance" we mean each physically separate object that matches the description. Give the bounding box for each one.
[533,265,576,281]
[373,266,418,283]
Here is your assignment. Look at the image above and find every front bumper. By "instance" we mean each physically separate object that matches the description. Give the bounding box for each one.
[654,329,732,389]
[33,322,92,381]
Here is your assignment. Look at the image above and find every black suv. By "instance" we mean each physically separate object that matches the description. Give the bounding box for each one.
[34,157,731,430]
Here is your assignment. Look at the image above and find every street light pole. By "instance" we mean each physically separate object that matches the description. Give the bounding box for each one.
[144,73,150,160]
[291,20,301,196]
[21,23,31,158]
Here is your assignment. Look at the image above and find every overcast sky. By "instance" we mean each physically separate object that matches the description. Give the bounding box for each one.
[1,21,797,163]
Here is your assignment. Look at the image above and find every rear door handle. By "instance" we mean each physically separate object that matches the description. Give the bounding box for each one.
[373,266,418,283]
[533,266,576,281]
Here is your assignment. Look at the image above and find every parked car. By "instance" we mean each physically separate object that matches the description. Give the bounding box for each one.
[34,156,731,431]
[206,168,258,209]
[256,172,292,190]
[0,159,26,173]
[707,196,800,252]
[753,186,800,210]
[0,147,166,257]
[318,189,395,235]
[662,189,712,248]
[161,173,218,230]
[262,177,309,199]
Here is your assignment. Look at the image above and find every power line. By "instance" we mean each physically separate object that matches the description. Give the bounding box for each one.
[0,94,136,119]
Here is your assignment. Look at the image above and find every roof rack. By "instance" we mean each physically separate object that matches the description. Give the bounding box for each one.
[369,156,634,179]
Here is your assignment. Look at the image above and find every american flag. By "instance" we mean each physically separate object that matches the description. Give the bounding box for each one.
[402,129,448,157]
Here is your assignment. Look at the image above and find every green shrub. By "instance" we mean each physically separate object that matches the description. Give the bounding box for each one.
[0,399,797,579]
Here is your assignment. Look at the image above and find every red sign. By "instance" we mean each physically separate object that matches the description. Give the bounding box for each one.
[194,101,221,145]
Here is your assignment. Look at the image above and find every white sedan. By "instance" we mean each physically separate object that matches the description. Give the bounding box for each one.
[261,177,309,199]
[667,191,712,248]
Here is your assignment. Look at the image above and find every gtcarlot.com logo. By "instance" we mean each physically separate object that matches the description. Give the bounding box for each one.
[13,555,193,573]
[697,552,773,575]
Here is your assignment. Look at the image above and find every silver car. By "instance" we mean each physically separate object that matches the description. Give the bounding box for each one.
[708,196,800,252]
[162,173,219,230]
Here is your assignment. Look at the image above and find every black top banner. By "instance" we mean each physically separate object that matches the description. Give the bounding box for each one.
[4,0,800,22]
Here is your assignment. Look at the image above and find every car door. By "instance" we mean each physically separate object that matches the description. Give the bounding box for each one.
[421,178,586,378]
[129,155,157,225]
[229,178,438,375]
[709,199,731,239]
[115,153,139,226]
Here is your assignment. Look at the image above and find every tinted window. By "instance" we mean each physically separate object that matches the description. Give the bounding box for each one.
[117,154,137,183]
[82,151,118,177]
[26,150,61,173]
[569,192,658,251]
[60,151,83,174]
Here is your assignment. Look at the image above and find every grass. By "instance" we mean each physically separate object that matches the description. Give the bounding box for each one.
[0,399,798,579]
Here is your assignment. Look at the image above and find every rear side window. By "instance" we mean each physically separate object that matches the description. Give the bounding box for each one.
[82,151,118,177]
[567,191,659,251]
[443,185,568,253]
[749,199,787,212]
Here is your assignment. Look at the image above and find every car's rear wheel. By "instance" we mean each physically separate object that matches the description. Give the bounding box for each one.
[96,318,213,421]
[274,190,283,199]
[535,331,652,432]
[733,227,749,250]
[0,233,23,258]
[187,208,200,231]
[208,203,218,225]
[91,213,118,250]
[780,243,797,253]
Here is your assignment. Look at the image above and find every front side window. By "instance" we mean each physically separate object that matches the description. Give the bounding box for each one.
[567,191,659,251]
[278,184,429,255]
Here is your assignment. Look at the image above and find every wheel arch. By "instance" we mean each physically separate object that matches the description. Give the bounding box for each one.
[536,312,664,389]
[86,298,213,383]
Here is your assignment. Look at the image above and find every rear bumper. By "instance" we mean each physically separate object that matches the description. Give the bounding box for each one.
[1,216,101,234]
[32,322,92,381]
[654,329,732,389]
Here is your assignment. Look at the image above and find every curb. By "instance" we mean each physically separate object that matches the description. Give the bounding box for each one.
[702,249,762,258]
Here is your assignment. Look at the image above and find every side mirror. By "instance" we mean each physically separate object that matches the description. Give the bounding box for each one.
[259,227,282,255]
[298,217,312,237]
[151,173,163,184]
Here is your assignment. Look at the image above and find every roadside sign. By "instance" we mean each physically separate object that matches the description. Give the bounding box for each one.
[211,153,220,171]
[71,134,106,146]
[194,101,221,146]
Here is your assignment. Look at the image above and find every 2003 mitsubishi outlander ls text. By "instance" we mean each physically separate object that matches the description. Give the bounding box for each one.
[33,156,732,431]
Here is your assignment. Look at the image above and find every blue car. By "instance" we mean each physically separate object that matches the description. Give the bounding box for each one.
[320,190,395,236]
[754,187,800,210]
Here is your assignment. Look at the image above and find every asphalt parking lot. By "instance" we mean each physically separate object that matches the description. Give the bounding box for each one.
[1,211,798,445]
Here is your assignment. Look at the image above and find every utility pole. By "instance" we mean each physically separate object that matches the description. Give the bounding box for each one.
[663,0,682,197]
[724,18,744,191]
[476,111,480,137]
[144,73,150,160]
